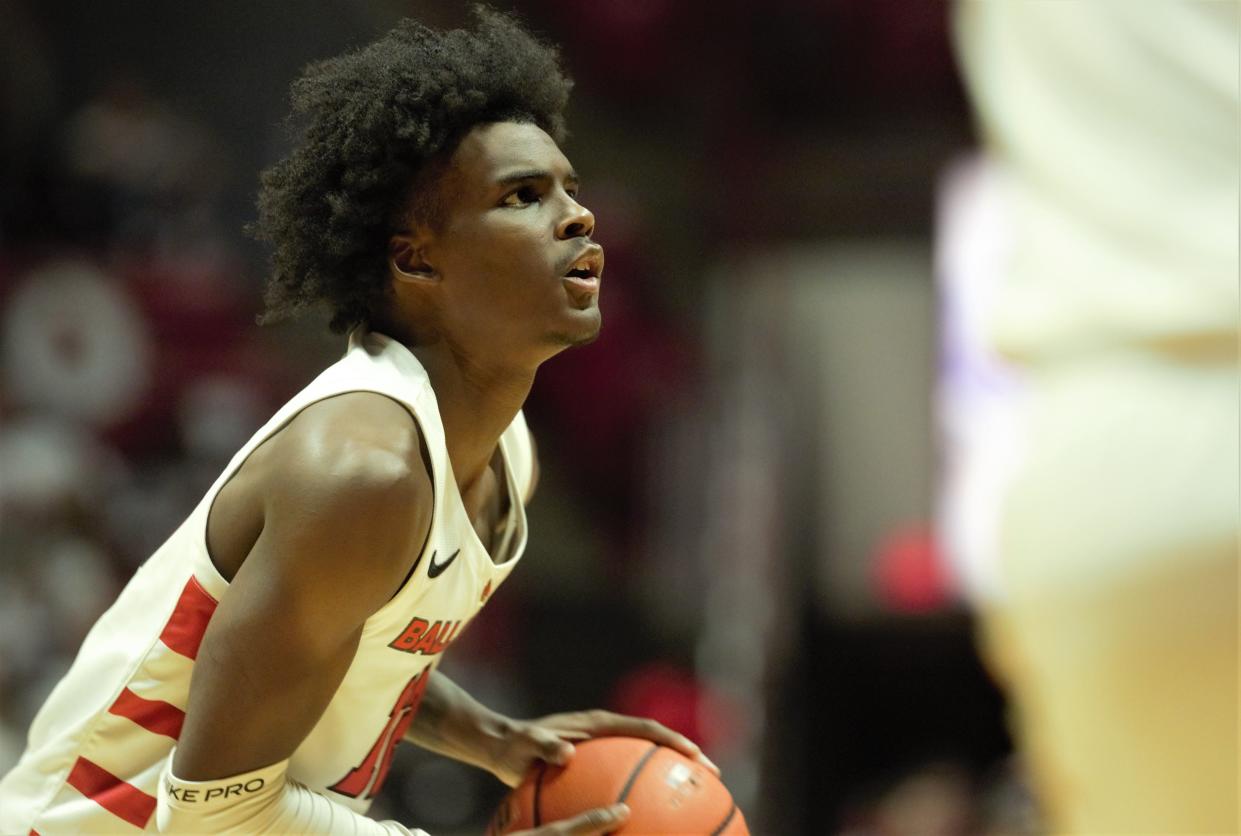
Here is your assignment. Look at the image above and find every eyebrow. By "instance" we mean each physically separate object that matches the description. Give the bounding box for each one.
[495,168,579,188]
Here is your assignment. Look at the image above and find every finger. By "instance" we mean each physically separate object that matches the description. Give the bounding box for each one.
[537,728,593,742]
[526,726,576,766]
[582,713,720,775]
[698,750,721,775]
[555,803,630,835]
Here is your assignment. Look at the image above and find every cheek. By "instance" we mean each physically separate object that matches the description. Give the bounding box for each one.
[456,221,554,280]
[437,213,560,312]
[493,218,554,259]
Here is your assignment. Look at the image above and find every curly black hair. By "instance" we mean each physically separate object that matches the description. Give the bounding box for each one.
[252,6,573,333]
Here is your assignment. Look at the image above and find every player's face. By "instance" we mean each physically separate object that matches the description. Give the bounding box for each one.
[418,121,603,362]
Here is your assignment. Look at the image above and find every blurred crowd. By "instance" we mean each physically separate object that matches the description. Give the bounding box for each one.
[0,70,284,764]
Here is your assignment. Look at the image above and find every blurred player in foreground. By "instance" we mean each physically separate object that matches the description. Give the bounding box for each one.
[954,1,1238,831]
[0,9,716,834]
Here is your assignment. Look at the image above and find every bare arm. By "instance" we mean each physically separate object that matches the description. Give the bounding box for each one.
[402,671,510,769]
[174,397,432,781]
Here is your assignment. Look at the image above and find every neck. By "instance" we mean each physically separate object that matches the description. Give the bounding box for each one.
[407,338,536,493]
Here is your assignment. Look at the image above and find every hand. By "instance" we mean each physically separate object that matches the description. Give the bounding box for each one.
[487,709,720,788]
[511,803,630,835]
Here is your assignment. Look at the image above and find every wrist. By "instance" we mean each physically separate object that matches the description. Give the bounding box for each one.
[456,705,517,777]
[404,672,515,776]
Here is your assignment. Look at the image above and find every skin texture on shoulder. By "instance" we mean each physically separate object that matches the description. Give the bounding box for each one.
[178,391,432,780]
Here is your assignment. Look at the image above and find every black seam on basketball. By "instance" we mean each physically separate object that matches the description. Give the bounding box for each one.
[615,742,660,804]
[710,803,738,836]
[533,761,547,827]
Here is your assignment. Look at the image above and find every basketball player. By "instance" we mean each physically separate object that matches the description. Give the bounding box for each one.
[0,10,716,834]
[953,1,1238,831]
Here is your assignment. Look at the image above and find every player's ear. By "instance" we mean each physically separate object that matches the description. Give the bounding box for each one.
[388,232,439,284]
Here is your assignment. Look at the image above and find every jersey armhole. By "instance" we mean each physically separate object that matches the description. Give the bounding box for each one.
[390,400,436,600]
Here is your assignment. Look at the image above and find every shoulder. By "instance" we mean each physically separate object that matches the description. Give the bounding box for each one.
[256,391,433,569]
[270,392,428,493]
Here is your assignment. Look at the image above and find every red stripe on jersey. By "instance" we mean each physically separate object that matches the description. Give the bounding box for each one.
[107,687,185,739]
[65,756,156,829]
[158,576,218,660]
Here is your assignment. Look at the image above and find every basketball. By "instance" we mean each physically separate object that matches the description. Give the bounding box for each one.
[486,737,748,835]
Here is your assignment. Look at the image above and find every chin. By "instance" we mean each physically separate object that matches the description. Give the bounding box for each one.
[546,309,602,349]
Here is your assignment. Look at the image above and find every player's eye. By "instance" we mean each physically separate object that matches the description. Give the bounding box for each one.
[500,185,540,207]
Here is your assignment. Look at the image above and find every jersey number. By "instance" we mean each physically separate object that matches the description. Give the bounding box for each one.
[328,669,430,800]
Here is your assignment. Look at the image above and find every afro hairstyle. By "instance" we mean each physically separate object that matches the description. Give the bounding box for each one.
[252,6,573,333]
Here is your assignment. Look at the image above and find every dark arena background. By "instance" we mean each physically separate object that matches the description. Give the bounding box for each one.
[5,1,1066,833]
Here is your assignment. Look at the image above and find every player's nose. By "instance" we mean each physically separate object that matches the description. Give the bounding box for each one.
[557,196,595,240]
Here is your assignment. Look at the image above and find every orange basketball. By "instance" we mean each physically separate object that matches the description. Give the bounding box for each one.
[486,737,748,835]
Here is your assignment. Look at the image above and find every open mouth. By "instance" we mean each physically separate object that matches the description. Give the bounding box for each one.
[562,247,603,294]
[564,265,598,283]
[562,267,600,306]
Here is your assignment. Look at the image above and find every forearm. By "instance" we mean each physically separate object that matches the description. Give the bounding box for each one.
[401,674,716,792]
[402,671,510,774]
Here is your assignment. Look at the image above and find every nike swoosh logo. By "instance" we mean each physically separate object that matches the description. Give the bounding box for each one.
[426,548,461,579]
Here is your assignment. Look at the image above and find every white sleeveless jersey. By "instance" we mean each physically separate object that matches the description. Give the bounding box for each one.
[0,329,533,834]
